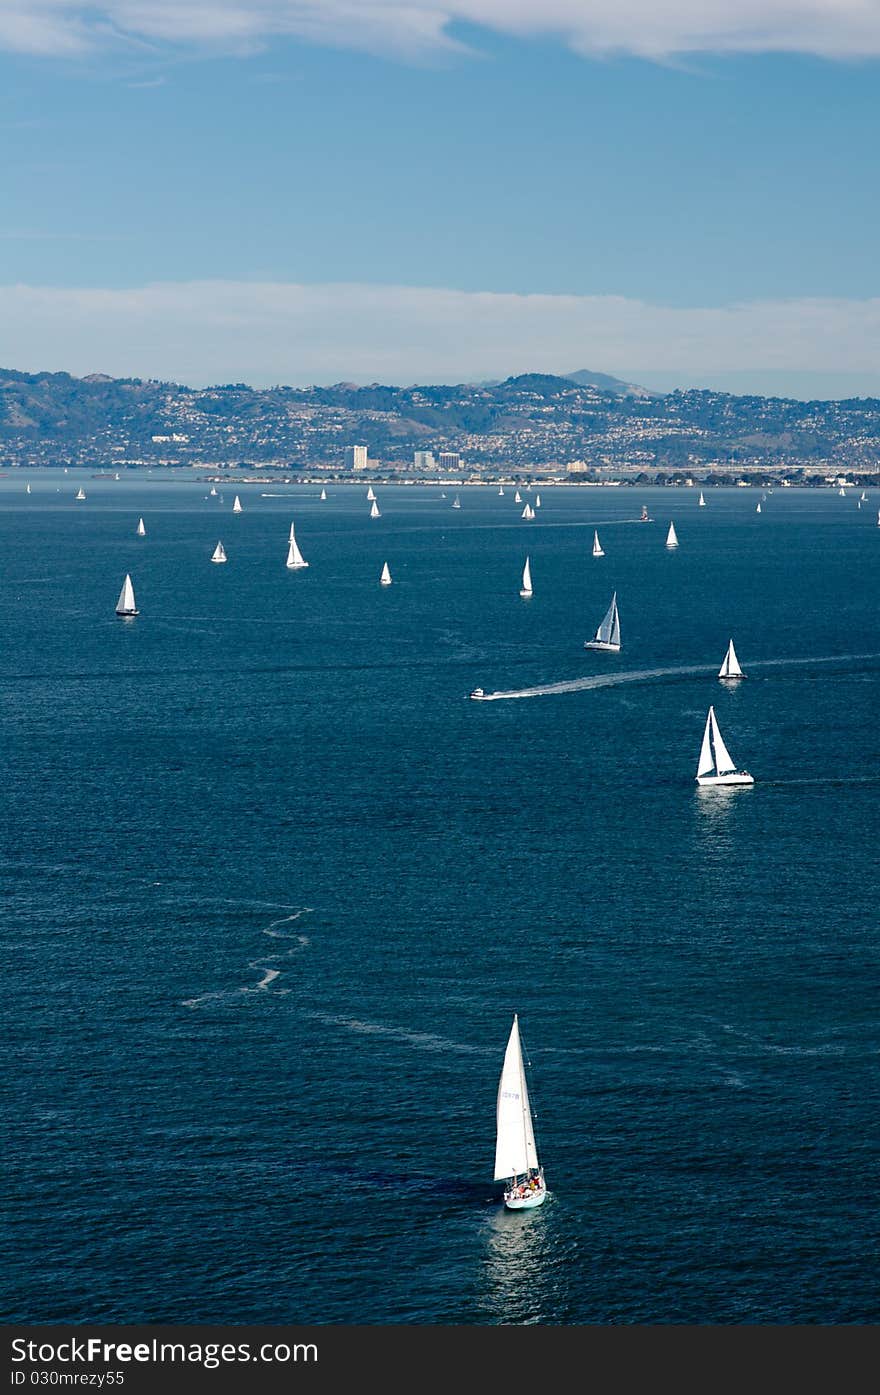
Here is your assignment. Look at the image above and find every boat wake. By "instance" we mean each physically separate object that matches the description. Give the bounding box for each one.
[307,1011,492,1055]
[470,652,880,702]
[182,906,311,1007]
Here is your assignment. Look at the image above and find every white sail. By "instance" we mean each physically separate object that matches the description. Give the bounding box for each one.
[452,494,461,508]
[232,495,242,512]
[136,517,146,536]
[211,541,227,563]
[76,487,86,500]
[666,521,678,548]
[592,530,604,557]
[719,638,744,679]
[288,521,297,542]
[320,488,327,500]
[519,556,532,596]
[838,486,846,496]
[756,502,761,513]
[286,535,308,569]
[535,493,541,508]
[370,499,381,518]
[116,573,137,615]
[209,486,217,496]
[696,709,715,779]
[494,1015,540,1182]
[698,491,706,506]
[498,486,504,496]
[860,491,867,501]
[588,592,620,648]
[877,509,880,527]
[380,561,392,585]
[25,483,30,494]
[366,487,376,501]
[514,490,522,503]
[708,706,737,775]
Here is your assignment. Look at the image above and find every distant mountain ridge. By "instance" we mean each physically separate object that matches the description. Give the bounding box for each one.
[1,365,879,475]
[563,368,660,398]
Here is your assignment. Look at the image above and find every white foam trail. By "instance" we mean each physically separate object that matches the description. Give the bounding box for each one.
[472,652,880,701]
[182,905,311,1007]
[307,1011,491,1055]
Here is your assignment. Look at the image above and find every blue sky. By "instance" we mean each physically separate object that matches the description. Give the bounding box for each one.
[1,3,879,396]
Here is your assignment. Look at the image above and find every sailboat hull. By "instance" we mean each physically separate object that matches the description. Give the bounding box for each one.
[584,640,620,652]
[519,589,532,598]
[696,771,754,786]
[504,1187,547,1210]
[718,674,746,682]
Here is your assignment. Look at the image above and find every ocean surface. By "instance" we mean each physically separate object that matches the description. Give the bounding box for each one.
[2,472,879,1325]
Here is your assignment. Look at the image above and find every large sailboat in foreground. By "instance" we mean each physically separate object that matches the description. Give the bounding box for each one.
[210,541,227,564]
[718,638,745,680]
[592,530,604,557]
[696,706,753,786]
[379,561,392,586]
[666,521,678,548]
[584,591,620,652]
[494,1014,546,1210]
[115,573,138,617]
[519,556,533,597]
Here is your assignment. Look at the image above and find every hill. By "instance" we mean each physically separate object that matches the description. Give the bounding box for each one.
[1,366,879,478]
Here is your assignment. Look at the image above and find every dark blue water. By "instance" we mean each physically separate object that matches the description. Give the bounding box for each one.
[2,474,879,1324]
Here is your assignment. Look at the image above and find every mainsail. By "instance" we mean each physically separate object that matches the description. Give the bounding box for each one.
[232,495,242,512]
[211,541,227,563]
[380,562,392,585]
[370,499,381,518]
[594,592,620,647]
[592,530,604,557]
[286,534,308,569]
[666,522,678,548]
[519,556,532,596]
[136,518,146,537]
[494,1015,540,1183]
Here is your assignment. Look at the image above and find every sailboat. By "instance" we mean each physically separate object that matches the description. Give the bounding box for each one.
[25,483,30,494]
[370,499,381,518]
[115,573,138,617]
[514,490,522,503]
[75,487,86,501]
[666,521,679,548]
[584,591,620,651]
[210,541,227,564]
[640,504,651,522]
[877,509,880,527]
[498,486,504,496]
[718,638,745,680]
[534,493,541,508]
[114,473,120,481]
[379,561,392,586]
[592,530,605,558]
[494,1014,546,1210]
[698,491,706,506]
[366,487,376,502]
[696,705,753,786]
[521,503,535,520]
[209,486,217,497]
[136,517,146,537]
[451,494,461,509]
[838,486,846,497]
[756,502,762,513]
[232,495,242,513]
[860,491,867,502]
[320,488,327,500]
[519,556,533,598]
[286,531,309,569]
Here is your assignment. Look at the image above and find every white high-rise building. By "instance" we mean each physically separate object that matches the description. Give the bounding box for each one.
[414,451,435,470]
[344,444,369,471]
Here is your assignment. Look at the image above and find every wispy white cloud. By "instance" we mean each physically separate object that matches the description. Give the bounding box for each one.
[1,1,880,61]
[0,280,878,396]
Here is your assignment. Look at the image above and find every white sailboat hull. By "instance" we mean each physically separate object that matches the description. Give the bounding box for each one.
[519,589,532,598]
[696,771,754,786]
[719,673,746,682]
[504,1184,547,1210]
[584,640,620,652]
